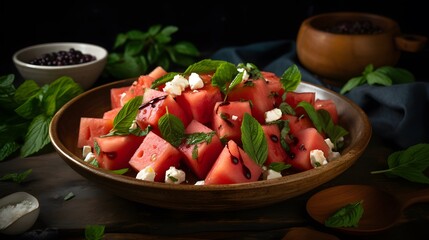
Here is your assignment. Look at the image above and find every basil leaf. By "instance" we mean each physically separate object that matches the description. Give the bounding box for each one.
[325,201,364,228]
[113,33,128,49]
[126,30,146,40]
[280,64,301,91]
[111,168,129,175]
[124,40,144,57]
[371,143,429,184]
[14,80,40,105]
[318,110,349,150]
[0,74,17,110]
[174,41,200,57]
[158,112,185,147]
[160,25,178,36]
[241,113,268,166]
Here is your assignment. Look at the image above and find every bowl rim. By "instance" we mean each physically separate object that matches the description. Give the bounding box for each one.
[302,11,399,36]
[12,42,108,70]
[49,78,372,193]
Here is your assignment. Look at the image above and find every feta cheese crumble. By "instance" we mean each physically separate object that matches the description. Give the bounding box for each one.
[262,166,282,180]
[194,180,205,185]
[163,74,189,96]
[264,108,282,123]
[325,138,341,161]
[188,72,204,90]
[136,166,156,182]
[310,149,328,167]
[165,166,186,184]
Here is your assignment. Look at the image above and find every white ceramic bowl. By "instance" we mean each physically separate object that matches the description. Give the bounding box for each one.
[0,192,40,235]
[13,42,107,90]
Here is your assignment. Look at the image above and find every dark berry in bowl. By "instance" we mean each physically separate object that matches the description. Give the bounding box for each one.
[28,48,97,66]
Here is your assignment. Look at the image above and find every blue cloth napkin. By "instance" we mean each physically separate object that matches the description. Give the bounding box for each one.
[211,40,429,149]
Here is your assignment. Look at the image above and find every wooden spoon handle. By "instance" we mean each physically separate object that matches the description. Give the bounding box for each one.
[395,34,427,52]
[398,188,429,210]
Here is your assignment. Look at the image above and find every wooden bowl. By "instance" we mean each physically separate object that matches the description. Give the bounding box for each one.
[296,12,427,85]
[49,78,371,211]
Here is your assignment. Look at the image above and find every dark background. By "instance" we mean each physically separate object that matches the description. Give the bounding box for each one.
[1,0,428,80]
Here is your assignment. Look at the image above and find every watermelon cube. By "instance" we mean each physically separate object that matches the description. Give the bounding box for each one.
[178,120,223,179]
[129,131,182,182]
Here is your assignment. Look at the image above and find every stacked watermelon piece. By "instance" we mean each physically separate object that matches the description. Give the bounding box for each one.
[77,60,348,185]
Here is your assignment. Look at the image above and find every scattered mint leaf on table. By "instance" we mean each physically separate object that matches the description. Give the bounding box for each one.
[0,169,32,183]
[371,143,429,184]
[340,64,415,94]
[85,225,105,240]
[325,200,364,228]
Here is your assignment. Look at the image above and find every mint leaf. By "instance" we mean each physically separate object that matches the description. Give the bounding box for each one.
[85,225,105,240]
[184,59,228,74]
[43,76,83,116]
[108,96,142,136]
[280,64,301,91]
[211,62,238,95]
[366,71,392,86]
[340,76,366,94]
[186,132,216,145]
[325,201,364,228]
[111,168,129,175]
[151,72,181,89]
[296,101,323,133]
[0,141,20,161]
[158,112,185,147]
[269,162,291,172]
[376,66,415,84]
[21,114,52,157]
[241,113,268,166]
[318,110,348,150]
[14,80,40,105]
[0,169,32,183]
[371,143,429,184]
[64,192,75,201]
[0,74,17,110]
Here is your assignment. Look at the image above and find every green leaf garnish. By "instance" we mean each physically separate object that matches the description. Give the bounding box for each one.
[269,162,291,172]
[85,225,105,240]
[64,192,75,201]
[0,169,32,183]
[371,143,429,184]
[340,64,415,94]
[280,64,301,91]
[105,25,200,79]
[105,96,142,136]
[241,113,268,166]
[111,168,129,175]
[158,111,185,147]
[325,200,364,228]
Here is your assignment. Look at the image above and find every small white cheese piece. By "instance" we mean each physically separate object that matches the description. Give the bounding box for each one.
[172,74,189,90]
[165,166,186,184]
[136,166,156,182]
[265,108,282,123]
[84,152,96,163]
[262,168,283,180]
[231,115,238,121]
[129,119,138,130]
[324,138,341,161]
[82,145,92,158]
[188,72,204,90]
[163,81,182,96]
[237,68,250,81]
[310,149,328,167]
[194,180,205,185]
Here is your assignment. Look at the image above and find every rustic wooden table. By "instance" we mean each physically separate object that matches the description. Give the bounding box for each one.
[1,133,428,240]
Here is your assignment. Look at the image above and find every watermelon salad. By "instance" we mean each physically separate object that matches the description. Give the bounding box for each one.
[77,59,349,185]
